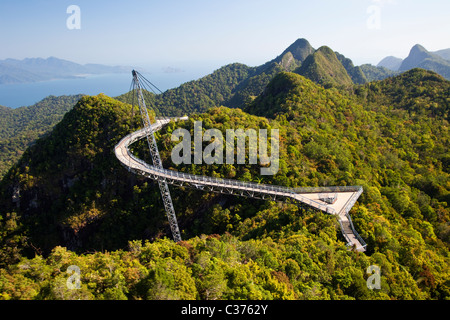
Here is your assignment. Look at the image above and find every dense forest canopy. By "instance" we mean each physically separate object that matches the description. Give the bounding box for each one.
[0,95,83,179]
[0,66,448,300]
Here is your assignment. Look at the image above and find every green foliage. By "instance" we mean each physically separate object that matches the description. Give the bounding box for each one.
[1,232,443,300]
[0,67,449,300]
[359,64,399,82]
[295,46,354,89]
[116,63,254,116]
[0,94,148,258]
[0,95,83,179]
[335,52,367,85]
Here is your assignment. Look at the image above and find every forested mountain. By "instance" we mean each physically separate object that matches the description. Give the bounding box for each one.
[399,45,450,80]
[0,68,448,300]
[272,38,315,66]
[118,38,446,118]
[434,48,450,61]
[377,56,403,71]
[295,46,354,89]
[116,39,317,115]
[335,52,367,85]
[0,38,388,183]
[376,44,450,80]
[0,39,320,181]
[359,64,398,82]
[0,95,84,179]
[4,39,445,187]
[116,39,375,116]
[357,68,449,121]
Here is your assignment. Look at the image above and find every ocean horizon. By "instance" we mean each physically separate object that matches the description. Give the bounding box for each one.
[0,66,216,109]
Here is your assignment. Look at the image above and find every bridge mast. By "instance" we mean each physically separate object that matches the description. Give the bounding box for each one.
[131,70,182,242]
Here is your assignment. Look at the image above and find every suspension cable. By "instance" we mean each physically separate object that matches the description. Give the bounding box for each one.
[131,70,171,123]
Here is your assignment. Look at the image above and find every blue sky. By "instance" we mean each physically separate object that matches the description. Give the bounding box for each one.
[1,0,449,69]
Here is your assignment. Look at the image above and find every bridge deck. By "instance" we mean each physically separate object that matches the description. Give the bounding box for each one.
[114,118,366,252]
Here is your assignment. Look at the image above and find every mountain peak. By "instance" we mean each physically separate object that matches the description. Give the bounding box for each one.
[377,56,403,71]
[295,46,353,89]
[285,38,314,60]
[411,44,427,53]
[399,44,432,71]
[316,45,334,55]
[275,38,315,65]
[399,44,450,79]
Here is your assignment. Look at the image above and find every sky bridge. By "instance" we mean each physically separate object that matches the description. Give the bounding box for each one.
[114,118,367,252]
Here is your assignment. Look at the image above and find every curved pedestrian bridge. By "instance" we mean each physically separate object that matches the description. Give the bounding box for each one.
[114,117,367,252]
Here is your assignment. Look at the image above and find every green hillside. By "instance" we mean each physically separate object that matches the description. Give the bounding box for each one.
[0,95,84,179]
[335,52,367,85]
[0,69,449,300]
[360,64,398,82]
[273,38,315,66]
[116,63,254,116]
[295,46,354,89]
[356,68,449,121]
[399,45,450,80]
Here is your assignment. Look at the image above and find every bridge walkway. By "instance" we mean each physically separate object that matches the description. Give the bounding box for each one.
[114,118,367,252]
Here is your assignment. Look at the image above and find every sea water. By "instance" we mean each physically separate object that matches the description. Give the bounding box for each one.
[0,65,216,109]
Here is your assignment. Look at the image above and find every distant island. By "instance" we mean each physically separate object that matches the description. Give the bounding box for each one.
[0,57,133,84]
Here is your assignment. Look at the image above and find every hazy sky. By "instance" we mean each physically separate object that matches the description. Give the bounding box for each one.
[1,0,449,69]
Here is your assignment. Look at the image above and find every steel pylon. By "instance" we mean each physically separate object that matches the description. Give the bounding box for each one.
[131,70,181,242]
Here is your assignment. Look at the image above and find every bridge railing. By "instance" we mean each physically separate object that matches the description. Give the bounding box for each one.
[339,187,363,216]
[336,218,353,245]
[293,186,363,194]
[345,211,367,249]
[118,121,343,215]
[337,213,367,250]
[126,142,364,249]
[117,120,367,249]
